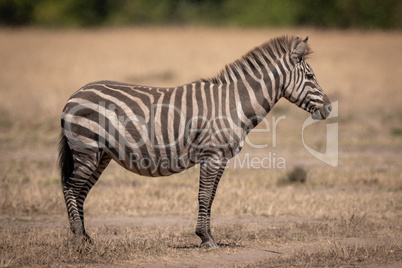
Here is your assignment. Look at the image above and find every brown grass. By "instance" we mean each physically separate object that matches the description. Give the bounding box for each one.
[0,27,402,267]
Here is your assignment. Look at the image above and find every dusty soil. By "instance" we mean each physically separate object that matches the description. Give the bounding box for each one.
[1,213,401,267]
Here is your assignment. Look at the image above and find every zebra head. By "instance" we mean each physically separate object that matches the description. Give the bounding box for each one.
[283,36,332,120]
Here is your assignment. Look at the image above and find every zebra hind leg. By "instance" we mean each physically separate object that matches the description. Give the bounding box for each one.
[61,150,99,246]
[76,154,111,244]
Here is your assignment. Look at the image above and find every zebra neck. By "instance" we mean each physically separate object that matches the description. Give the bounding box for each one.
[234,73,282,128]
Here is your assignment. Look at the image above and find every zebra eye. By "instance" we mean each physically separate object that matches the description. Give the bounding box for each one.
[306,73,314,80]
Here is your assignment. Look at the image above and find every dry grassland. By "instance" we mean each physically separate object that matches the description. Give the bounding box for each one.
[0,27,401,267]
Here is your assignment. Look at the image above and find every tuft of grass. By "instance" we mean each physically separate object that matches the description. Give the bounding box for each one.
[277,166,307,186]
[391,128,402,137]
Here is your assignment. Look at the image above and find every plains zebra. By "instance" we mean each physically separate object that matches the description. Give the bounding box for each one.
[59,35,331,247]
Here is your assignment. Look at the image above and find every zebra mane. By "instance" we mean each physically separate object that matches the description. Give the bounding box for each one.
[201,35,312,84]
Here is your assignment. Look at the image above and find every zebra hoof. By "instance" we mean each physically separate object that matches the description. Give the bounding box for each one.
[200,241,219,248]
[68,234,93,252]
[73,239,93,253]
[83,233,94,245]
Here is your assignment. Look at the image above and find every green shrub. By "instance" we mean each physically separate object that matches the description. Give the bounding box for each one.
[0,0,400,29]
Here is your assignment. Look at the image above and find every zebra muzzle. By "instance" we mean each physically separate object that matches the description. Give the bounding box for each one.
[312,94,331,120]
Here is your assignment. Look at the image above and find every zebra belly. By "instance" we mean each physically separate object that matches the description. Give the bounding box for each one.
[107,146,198,177]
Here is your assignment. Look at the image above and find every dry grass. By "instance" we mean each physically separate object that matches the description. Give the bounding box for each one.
[0,27,402,267]
[1,214,400,267]
[255,244,402,267]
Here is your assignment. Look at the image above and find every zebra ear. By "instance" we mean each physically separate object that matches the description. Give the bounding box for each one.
[291,36,309,62]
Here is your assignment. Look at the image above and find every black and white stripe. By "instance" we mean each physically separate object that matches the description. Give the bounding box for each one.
[59,35,331,247]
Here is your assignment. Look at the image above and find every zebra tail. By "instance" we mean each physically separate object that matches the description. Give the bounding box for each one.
[58,133,74,185]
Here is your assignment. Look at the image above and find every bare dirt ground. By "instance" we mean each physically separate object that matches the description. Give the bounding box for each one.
[1,27,402,267]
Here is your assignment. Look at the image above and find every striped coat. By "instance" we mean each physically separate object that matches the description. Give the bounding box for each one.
[59,35,331,247]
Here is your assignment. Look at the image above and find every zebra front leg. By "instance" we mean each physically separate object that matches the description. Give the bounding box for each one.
[196,155,224,248]
[205,160,227,245]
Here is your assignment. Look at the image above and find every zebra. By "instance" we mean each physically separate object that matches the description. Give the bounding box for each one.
[59,35,332,248]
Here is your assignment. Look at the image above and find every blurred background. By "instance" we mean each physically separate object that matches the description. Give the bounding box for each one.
[0,0,401,29]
